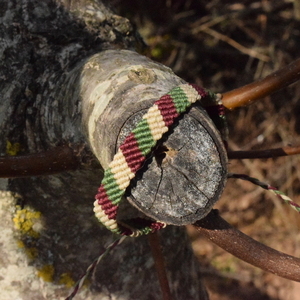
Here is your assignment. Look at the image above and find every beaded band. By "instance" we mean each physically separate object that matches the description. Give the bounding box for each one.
[94,84,208,236]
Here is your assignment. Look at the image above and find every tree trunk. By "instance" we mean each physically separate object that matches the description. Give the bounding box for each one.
[0,1,212,299]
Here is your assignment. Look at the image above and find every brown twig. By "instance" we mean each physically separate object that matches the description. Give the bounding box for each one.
[295,0,300,20]
[202,27,270,62]
[148,232,172,300]
[227,145,300,159]
[222,57,300,110]
[0,145,80,178]
[193,210,300,282]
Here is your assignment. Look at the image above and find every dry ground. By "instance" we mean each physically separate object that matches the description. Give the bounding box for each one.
[112,1,300,299]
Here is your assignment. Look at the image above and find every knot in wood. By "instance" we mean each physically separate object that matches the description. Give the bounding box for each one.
[119,106,228,226]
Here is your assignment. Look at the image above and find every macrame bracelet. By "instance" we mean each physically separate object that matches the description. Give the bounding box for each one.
[94,83,209,236]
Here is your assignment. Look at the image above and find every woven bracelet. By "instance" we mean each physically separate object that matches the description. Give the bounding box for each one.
[93,83,211,236]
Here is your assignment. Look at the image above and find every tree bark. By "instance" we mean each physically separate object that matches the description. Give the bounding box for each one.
[0,1,214,299]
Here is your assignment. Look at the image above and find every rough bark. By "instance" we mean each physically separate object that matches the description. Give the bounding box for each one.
[0,1,215,299]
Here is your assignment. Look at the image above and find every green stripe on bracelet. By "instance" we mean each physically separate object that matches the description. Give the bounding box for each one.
[94,83,210,236]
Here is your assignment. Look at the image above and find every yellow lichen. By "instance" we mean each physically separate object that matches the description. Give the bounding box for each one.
[16,239,38,259]
[16,240,25,248]
[6,140,21,156]
[24,247,38,259]
[37,265,55,282]
[13,206,42,238]
[59,273,75,288]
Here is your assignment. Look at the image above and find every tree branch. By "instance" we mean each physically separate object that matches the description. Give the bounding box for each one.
[222,58,300,110]
[193,210,300,282]
[0,145,80,178]
[227,145,300,159]
[148,232,172,300]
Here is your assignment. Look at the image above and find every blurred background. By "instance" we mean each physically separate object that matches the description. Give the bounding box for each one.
[111,1,300,299]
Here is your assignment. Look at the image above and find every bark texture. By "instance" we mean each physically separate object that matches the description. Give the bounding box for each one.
[0,1,213,299]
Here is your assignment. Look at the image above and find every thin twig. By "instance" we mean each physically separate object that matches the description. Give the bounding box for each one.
[294,0,300,20]
[148,232,172,300]
[227,145,300,159]
[201,27,270,62]
[222,57,300,110]
[191,15,228,34]
[0,145,80,178]
[193,210,300,282]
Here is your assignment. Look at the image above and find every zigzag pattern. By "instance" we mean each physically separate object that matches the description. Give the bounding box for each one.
[94,84,207,236]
